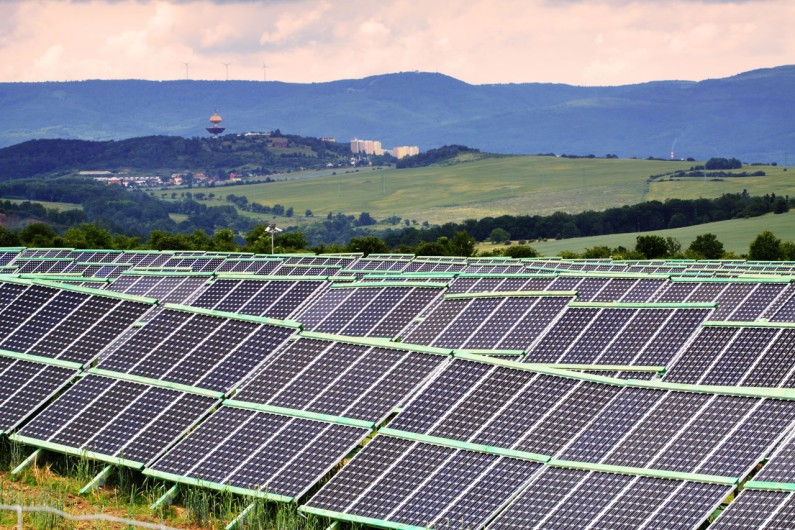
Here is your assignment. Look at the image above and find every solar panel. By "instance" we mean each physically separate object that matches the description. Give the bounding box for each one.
[0,359,75,433]
[304,435,542,530]
[96,308,296,393]
[147,409,369,500]
[233,337,448,424]
[15,374,217,466]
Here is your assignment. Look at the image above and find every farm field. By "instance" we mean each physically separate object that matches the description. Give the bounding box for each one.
[1,199,82,212]
[196,156,790,226]
[493,210,795,255]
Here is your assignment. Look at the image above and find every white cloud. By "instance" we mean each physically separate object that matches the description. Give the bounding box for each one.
[0,0,793,85]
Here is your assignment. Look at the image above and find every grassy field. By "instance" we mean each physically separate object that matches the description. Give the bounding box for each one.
[199,156,792,226]
[497,210,795,256]
[0,447,325,530]
[1,199,82,212]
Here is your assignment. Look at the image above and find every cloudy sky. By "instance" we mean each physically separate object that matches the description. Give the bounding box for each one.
[1,0,792,86]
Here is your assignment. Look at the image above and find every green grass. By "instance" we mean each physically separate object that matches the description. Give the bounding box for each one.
[203,156,792,226]
[0,444,328,529]
[524,210,795,256]
[0,199,82,212]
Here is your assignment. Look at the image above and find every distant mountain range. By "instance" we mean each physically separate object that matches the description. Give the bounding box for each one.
[2,66,794,162]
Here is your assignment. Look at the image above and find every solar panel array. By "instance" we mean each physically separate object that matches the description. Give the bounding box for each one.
[3,247,795,529]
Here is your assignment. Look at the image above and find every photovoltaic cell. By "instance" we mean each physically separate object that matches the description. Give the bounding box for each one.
[17,374,216,464]
[0,360,75,433]
[149,408,368,498]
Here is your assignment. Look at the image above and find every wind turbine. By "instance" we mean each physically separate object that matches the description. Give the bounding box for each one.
[183,62,190,80]
[222,62,230,81]
[262,63,268,82]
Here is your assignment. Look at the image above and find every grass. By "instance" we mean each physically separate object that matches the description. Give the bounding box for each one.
[0,443,327,530]
[196,156,792,226]
[516,210,795,256]
[0,199,82,212]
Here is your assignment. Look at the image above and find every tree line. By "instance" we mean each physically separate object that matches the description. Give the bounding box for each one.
[381,192,791,248]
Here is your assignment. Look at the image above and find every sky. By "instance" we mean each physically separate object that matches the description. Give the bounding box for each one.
[0,0,793,86]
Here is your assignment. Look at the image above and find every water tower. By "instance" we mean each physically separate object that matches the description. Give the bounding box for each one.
[206,111,225,137]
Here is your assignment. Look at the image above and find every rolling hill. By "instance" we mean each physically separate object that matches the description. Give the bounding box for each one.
[2,65,794,162]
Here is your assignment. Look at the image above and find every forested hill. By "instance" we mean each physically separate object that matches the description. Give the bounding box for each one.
[2,65,795,162]
[0,133,352,180]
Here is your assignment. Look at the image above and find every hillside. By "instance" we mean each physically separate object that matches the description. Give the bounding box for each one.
[194,156,790,226]
[1,66,795,162]
[525,210,795,255]
[0,133,353,181]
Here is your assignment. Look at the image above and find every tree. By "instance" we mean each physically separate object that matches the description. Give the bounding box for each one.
[19,223,59,247]
[503,244,539,258]
[749,231,782,260]
[688,233,724,259]
[665,237,682,257]
[582,246,612,259]
[356,212,377,226]
[274,231,308,251]
[447,231,477,257]
[63,223,113,249]
[210,228,237,252]
[635,235,669,259]
[347,236,389,256]
[0,226,20,246]
[487,227,511,244]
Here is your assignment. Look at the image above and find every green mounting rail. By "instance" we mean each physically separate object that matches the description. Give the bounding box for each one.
[29,279,158,305]
[223,400,374,429]
[223,258,281,263]
[0,348,83,370]
[548,459,738,485]
[121,270,212,277]
[163,303,302,329]
[568,301,716,309]
[670,276,791,284]
[214,274,327,281]
[298,331,453,356]
[10,435,145,469]
[454,349,525,357]
[19,275,110,283]
[623,379,795,400]
[299,506,428,530]
[330,281,448,289]
[360,272,456,279]
[74,262,134,267]
[453,351,627,387]
[703,320,795,329]
[558,271,671,279]
[744,481,795,492]
[0,247,26,251]
[456,352,795,399]
[456,272,558,279]
[379,428,549,463]
[142,469,293,503]
[16,257,74,262]
[0,275,33,286]
[88,368,225,399]
[444,290,578,300]
[282,263,343,269]
[359,256,414,262]
[534,364,665,372]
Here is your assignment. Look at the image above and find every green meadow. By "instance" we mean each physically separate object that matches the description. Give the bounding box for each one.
[521,210,795,256]
[212,157,792,226]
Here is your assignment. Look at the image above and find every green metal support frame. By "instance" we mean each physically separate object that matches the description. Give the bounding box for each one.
[142,469,293,503]
[79,465,114,494]
[10,435,145,470]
